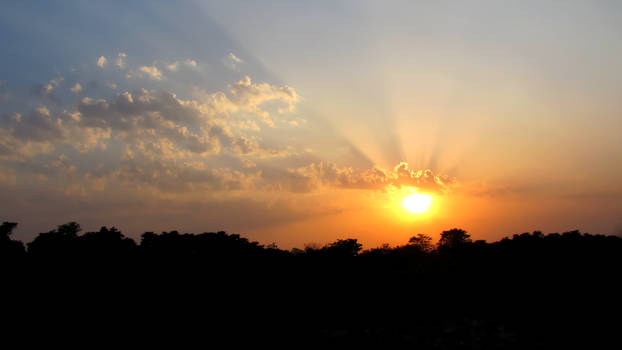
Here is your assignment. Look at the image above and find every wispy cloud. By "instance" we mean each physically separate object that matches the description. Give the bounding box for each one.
[115,52,127,69]
[223,52,244,71]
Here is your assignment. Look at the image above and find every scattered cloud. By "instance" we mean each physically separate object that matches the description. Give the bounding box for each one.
[228,76,299,126]
[282,162,456,194]
[223,52,244,71]
[166,62,180,72]
[40,84,53,94]
[70,83,82,93]
[0,52,403,238]
[137,65,163,80]
[166,59,198,72]
[49,76,64,87]
[97,56,107,68]
[115,52,127,69]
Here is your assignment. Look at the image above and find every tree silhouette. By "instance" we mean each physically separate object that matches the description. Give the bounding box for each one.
[79,226,137,260]
[0,221,25,259]
[438,228,471,250]
[408,233,434,252]
[27,221,81,257]
[0,221,18,238]
[324,238,363,257]
[3,219,622,347]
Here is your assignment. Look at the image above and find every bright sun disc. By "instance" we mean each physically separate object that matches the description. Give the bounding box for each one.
[402,193,432,214]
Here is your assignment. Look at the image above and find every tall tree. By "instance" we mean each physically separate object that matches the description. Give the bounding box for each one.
[438,228,471,250]
[408,234,434,252]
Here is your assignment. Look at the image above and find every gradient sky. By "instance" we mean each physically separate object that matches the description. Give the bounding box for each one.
[2,1,622,248]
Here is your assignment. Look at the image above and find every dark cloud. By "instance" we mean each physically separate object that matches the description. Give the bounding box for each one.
[32,83,62,105]
[10,107,66,142]
[114,157,261,192]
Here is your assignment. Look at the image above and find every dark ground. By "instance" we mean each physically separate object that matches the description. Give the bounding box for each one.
[2,223,620,348]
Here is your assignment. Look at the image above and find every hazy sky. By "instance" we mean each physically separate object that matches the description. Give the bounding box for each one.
[2,1,622,248]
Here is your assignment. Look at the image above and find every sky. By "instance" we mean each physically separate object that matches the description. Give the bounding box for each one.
[2,0,622,248]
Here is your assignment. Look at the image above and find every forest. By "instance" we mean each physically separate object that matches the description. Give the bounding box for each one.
[2,221,621,348]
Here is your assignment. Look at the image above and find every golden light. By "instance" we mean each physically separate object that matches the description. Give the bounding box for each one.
[402,193,432,214]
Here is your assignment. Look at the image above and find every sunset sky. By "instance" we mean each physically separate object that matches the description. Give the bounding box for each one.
[2,1,622,248]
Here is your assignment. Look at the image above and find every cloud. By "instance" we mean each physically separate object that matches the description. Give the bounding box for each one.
[45,154,77,179]
[166,62,180,72]
[70,83,82,93]
[76,89,221,157]
[109,156,263,193]
[242,159,257,168]
[0,130,44,160]
[0,105,112,160]
[223,52,244,71]
[36,84,54,95]
[115,52,127,69]
[97,56,107,68]
[9,106,66,142]
[32,81,63,105]
[49,76,64,87]
[3,71,299,166]
[0,113,58,160]
[0,49,379,243]
[0,54,309,219]
[228,76,299,126]
[281,161,456,194]
[138,65,163,80]
[73,87,295,160]
[166,59,198,72]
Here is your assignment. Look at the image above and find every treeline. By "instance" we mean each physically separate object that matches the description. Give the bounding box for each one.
[5,220,621,261]
[2,221,621,347]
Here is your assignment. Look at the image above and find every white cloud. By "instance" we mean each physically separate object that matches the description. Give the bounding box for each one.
[223,52,244,71]
[49,76,64,87]
[0,107,63,160]
[115,52,127,69]
[97,56,108,68]
[228,53,243,64]
[166,59,197,72]
[166,62,179,72]
[70,83,82,93]
[0,54,311,208]
[228,76,299,125]
[138,65,163,80]
[76,89,229,157]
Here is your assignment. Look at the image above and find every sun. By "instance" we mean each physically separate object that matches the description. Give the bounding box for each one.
[402,193,433,214]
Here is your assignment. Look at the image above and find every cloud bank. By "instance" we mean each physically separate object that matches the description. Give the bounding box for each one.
[0,51,455,241]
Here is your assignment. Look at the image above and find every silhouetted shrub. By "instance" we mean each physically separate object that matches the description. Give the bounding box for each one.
[0,221,25,260]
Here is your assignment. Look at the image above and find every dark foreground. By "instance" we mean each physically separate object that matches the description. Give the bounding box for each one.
[2,222,621,348]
